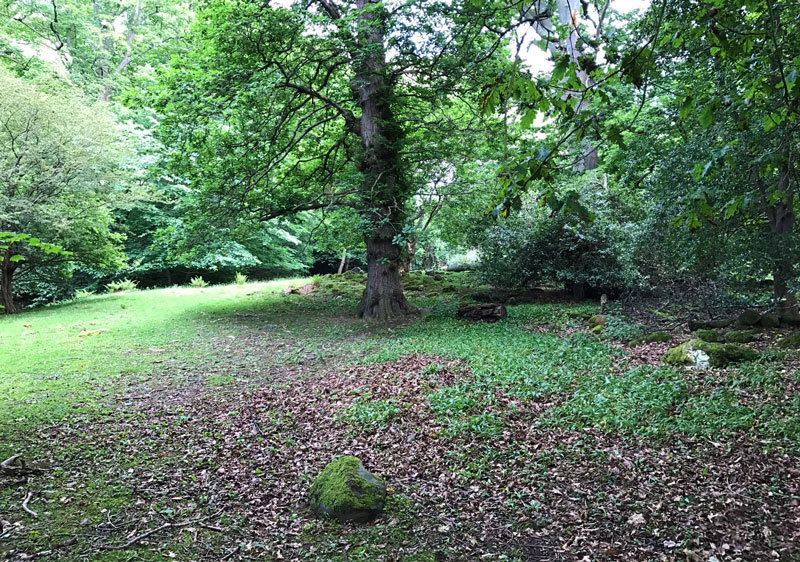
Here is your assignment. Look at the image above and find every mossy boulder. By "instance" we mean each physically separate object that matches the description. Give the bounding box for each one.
[664,342,695,366]
[309,456,386,523]
[644,331,672,343]
[778,333,800,349]
[736,309,762,327]
[664,339,758,368]
[760,313,780,329]
[695,329,724,343]
[588,315,606,328]
[724,330,759,344]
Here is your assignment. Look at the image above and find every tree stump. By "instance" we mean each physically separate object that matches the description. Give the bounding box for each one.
[457,303,507,323]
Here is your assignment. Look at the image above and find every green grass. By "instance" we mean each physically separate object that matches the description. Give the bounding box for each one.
[0,280,322,428]
[5,278,799,444]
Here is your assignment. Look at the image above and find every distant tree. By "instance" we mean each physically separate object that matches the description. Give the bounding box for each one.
[154,0,508,319]
[0,0,193,101]
[655,0,800,319]
[0,71,126,313]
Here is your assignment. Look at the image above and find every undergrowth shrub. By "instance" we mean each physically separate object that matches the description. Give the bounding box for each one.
[73,289,96,301]
[339,396,399,430]
[190,276,209,288]
[106,278,137,293]
[477,173,644,294]
[600,315,648,342]
[234,271,248,285]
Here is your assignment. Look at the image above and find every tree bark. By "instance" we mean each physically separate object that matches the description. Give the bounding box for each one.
[357,232,415,320]
[765,163,798,321]
[351,0,414,320]
[0,260,17,314]
[400,239,416,274]
[527,0,599,171]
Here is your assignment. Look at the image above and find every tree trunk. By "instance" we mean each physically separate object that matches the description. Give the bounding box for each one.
[527,0,599,171]
[337,248,347,274]
[357,233,415,320]
[400,239,416,274]
[766,164,798,321]
[0,263,17,314]
[351,0,414,320]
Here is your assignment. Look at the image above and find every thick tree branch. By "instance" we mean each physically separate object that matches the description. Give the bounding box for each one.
[280,82,359,134]
[314,0,342,20]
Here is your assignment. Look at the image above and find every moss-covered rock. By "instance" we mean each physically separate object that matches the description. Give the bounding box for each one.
[590,324,604,334]
[644,331,672,343]
[588,315,606,328]
[664,342,694,365]
[664,339,758,368]
[778,333,800,349]
[309,456,386,523]
[724,329,759,344]
[695,329,724,343]
[760,313,780,329]
[736,309,762,327]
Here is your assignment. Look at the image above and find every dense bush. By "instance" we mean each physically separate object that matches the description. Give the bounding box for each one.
[477,175,644,295]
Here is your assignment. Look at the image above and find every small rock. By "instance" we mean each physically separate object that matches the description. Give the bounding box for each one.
[309,456,386,523]
[627,513,646,526]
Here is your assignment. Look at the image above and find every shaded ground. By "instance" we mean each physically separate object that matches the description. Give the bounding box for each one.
[1,275,799,561]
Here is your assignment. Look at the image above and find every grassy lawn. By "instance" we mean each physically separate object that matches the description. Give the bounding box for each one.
[1,275,798,561]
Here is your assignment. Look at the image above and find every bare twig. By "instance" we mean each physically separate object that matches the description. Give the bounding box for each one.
[22,491,38,518]
[221,545,241,561]
[1,454,22,470]
[100,510,223,551]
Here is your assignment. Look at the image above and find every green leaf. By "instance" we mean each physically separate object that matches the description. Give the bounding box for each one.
[763,112,783,132]
[552,56,570,81]
[520,109,537,129]
[679,96,694,121]
[699,103,715,128]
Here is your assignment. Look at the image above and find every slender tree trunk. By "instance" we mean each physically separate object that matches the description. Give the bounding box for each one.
[766,164,798,321]
[0,262,17,314]
[400,239,416,274]
[528,0,599,171]
[352,0,414,320]
[337,248,347,274]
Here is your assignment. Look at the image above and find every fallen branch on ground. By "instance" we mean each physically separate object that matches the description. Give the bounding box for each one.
[100,510,224,551]
[1,454,47,476]
[22,491,37,518]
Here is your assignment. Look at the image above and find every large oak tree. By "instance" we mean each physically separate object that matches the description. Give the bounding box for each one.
[154,0,509,320]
